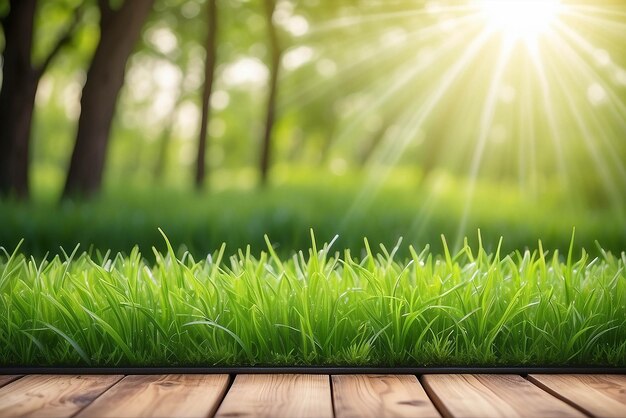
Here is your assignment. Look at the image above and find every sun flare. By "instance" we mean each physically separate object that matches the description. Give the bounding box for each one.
[479,0,563,43]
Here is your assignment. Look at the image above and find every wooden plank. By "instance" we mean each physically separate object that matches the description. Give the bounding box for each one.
[0,374,122,418]
[528,374,626,418]
[0,376,22,389]
[333,374,441,418]
[75,374,230,418]
[421,374,585,418]
[215,374,333,418]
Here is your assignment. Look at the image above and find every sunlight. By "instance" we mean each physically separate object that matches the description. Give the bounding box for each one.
[307,0,626,249]
[480,0,562,44]
[455,40,514,248]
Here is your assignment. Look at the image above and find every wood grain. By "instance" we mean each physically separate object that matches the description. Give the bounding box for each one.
[333,374,441,418]
[0,374,122,418]
[421,374,585,418]
[528,374,626,418]
[0,376,22,389]
[215,374,333,418]
[75,374,230,418]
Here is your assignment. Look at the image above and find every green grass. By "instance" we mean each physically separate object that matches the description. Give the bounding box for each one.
[2,169,625,259]
[1,231,624,367]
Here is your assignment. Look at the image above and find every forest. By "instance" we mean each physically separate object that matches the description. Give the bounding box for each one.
[0,0,625,255]
[1,0,626,369]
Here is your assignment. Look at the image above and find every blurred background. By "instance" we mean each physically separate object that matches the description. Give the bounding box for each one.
[0,0,625,257]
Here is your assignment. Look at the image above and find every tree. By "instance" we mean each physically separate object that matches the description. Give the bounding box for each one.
[153,98,181,183]
[0,0,80,198]
[258,0,282,186]
[195,0,218,190]
[63,0,154,198]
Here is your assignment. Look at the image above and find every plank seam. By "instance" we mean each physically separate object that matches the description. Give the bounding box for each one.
[67,374,126,418]
[524,375,595,418]
[210,374,236,418]
[418,375,452,418]
[0,375,23,390]
[329,375,337,418]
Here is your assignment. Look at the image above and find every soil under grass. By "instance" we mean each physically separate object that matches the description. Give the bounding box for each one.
[1,232,624,368]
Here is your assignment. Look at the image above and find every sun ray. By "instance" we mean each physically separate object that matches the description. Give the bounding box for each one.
[370,28,493,166]
[543,37,626,212]
[280,12,482,111]
[548,27,626,186]
[291,0,626,241]
[566,4,626,19]
[527,45,573,198]
[553,21,626,118]
[518,57,538,198]
[564,9,626,33]
[303,4,477,38]
[454,39,515,250]
[330,21,481,151]
[341,28,494,230]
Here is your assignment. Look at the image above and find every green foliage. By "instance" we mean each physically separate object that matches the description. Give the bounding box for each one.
[1,232,624,367]
[1,1,625,368]
[2,169,625,260]
[0,0,7,19]
[19,0,626,205]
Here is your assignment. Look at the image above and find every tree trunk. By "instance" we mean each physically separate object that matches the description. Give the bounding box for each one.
[0,0,37,199]
[63,0,154,198]
[195,0,218,191]
[153,102,179,183]
[259,0,282,187]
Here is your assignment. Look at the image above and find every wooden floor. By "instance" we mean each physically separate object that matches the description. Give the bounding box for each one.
[0,374,624,417]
